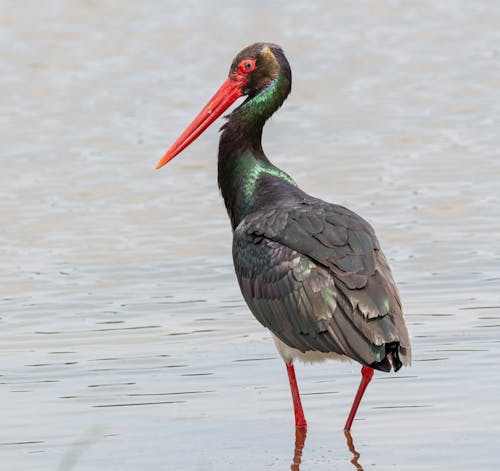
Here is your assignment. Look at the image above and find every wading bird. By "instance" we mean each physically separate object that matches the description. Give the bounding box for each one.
[156,43,411,431]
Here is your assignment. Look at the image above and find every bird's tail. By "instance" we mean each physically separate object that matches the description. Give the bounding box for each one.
[370,341,403,372]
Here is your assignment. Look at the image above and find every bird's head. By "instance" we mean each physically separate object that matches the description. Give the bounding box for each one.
[156,43,290,169]
[228,42,287,97]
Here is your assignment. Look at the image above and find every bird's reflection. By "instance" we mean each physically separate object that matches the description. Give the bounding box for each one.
[344,430,364,471]
[290,427,307,471]
[289,428,365,470]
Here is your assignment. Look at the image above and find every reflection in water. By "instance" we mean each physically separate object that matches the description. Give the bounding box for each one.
[345,431,364,471]
[290,428,365,470]
[290,428,307,471]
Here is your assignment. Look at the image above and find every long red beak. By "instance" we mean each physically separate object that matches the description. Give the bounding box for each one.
[156,77,244,169]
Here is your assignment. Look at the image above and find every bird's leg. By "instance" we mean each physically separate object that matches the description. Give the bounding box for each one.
[286,362,307,429]
[344,365,374,431]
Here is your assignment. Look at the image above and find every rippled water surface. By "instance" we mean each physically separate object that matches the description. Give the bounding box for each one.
[1,1,500,469]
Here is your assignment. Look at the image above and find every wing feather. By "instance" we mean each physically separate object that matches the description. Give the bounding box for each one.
[232,198,411,367]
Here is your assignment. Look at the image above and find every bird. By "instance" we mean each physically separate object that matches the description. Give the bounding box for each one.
[156,42,411,431]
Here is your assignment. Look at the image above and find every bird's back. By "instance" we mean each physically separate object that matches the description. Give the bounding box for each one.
[232,173,411,371]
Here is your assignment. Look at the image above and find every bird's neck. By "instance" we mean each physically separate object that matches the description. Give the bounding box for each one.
[217,70,295,229]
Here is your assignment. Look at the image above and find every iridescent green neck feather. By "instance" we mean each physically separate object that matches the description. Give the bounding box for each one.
[218,50,296,229]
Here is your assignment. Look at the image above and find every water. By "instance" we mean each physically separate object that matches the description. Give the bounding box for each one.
[1,1,499,469]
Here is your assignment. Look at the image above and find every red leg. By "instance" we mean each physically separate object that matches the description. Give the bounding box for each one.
[286,362,307,429]
[344,365,374,431]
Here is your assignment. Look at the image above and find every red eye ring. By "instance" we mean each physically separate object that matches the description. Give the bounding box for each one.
[238,59,256,74]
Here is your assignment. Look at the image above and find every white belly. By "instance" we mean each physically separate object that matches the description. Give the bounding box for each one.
[272,333,352,365]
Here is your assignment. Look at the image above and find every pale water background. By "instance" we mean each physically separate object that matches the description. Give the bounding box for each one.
[1,1,500,470]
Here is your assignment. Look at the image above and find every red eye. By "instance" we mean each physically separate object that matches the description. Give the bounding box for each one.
[238,59,256,74]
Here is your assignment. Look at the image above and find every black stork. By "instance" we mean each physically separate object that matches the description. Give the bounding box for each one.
[156,43,411,431]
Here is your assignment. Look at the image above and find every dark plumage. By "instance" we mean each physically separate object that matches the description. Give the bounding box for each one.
[157,42,411,431]
[233,176,410,372]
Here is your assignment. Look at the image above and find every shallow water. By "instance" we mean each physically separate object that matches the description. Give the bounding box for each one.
[1,1,500,469]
